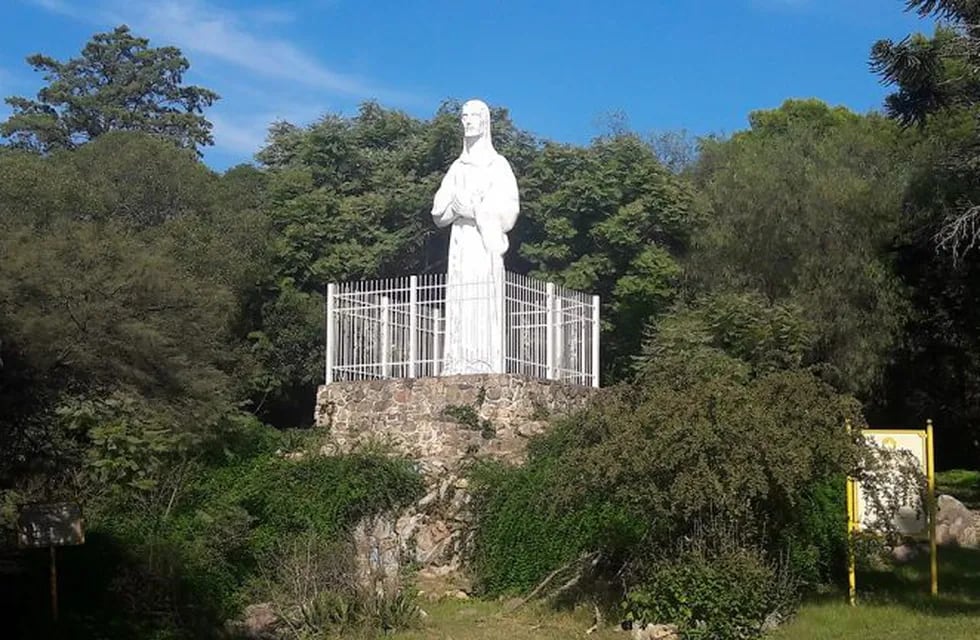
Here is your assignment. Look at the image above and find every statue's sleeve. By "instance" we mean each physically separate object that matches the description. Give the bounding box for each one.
[432,162,458,228]
[480,158,520,232]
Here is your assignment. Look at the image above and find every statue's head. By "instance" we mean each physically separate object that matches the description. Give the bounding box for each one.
[461,99,490,140]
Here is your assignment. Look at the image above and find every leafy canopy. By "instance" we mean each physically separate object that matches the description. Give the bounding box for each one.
[689,100,909,396]
[1,25,218,153]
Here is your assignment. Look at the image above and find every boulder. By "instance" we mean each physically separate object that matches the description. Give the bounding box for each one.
[240,602,277,639]
[632,623,680,640]
[936,494,980,549]
[890,542,920,563]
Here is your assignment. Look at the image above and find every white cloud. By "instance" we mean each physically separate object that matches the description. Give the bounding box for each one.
[134,1,379,97]
[23,0,423,163]
[208,101,322,157]
[29,0,404,99]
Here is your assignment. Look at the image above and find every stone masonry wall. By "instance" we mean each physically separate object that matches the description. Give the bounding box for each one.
[313,374,597,596]
[315,374,595,469]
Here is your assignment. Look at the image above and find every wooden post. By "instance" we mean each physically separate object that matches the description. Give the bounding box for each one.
[50,546,58,622]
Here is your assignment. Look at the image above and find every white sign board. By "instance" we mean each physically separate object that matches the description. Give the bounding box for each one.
[854,430,928,536]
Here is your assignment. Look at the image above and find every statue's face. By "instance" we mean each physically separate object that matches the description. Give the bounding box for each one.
[461,102,486,138]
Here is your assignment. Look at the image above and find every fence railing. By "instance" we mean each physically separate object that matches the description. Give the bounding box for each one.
[325,272,600,387]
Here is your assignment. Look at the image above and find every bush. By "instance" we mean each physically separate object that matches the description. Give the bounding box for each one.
[256,533,421,638]
[623,545,796,640]
[469,460,643,594]
[56,419,423,639]
[780,475,847,588]
[469,311,863,616]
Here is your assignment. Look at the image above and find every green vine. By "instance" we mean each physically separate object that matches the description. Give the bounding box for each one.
[442,387,495,439]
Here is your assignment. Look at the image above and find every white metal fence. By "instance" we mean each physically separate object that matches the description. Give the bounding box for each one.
[325,272,600,387]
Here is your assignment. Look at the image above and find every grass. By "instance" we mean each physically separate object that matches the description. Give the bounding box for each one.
[937,469,980,509]
[771,546,980,640]
[392,547,980,640]
[392,599,622,640]
[396,478,980,640]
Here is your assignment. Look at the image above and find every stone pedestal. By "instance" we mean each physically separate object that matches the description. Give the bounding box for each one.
[313,374,597,596]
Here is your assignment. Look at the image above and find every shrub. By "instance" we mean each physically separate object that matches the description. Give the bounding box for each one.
[623,545,796,640]
[469,460,643,594]
[469,341,862,612]
[256,533,421,638]
[780,475,847,588]
[60,419,423,638]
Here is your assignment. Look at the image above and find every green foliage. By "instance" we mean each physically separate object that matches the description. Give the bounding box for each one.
[442,404,496,439]
[518,133,701,378]
[469,460,643,594]
[636,292,813,384]
[259,534,422,639]
[936,469,980,508]
[691,100,910,396]
[244,280,324,424]
[2,25,218,152]
[293,590,421,638]
[257,100,508,288]
[0,129,271,501]
[0,215,233,409]
[57,393,187,493]
[471,295,862,607]
[859,2,980,465]
[442,388,495,439]
[623,545,796,640]
[779,476,847,588]
[60,419,423,638]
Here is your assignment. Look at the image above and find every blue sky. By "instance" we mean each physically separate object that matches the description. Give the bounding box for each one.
[1,0,934,170]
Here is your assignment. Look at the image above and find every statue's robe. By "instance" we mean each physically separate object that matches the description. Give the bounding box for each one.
[432,151,519,374]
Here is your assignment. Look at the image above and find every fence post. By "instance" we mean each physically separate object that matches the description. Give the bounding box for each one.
[554,295,564,381]
[434,307,443,376]
[546,282,556,380]
[380,295,391,378]
[498,271,508,374]
[591,295,600,388]
[409,276,418,378]
[325,283,336,384]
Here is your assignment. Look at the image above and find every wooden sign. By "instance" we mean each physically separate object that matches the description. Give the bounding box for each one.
[17,502,85,548]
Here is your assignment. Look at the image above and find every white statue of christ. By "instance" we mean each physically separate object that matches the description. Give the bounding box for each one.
[431,99,520,375]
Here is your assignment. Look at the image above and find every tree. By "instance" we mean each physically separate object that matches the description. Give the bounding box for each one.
[0,132,267,502]
[689,100,910,397]
[517,133,701,378]
[868,1,980,465]
[871,1,980,257]
[1,25,218,153]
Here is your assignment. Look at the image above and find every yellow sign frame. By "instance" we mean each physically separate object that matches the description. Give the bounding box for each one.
[846,420,937,605]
